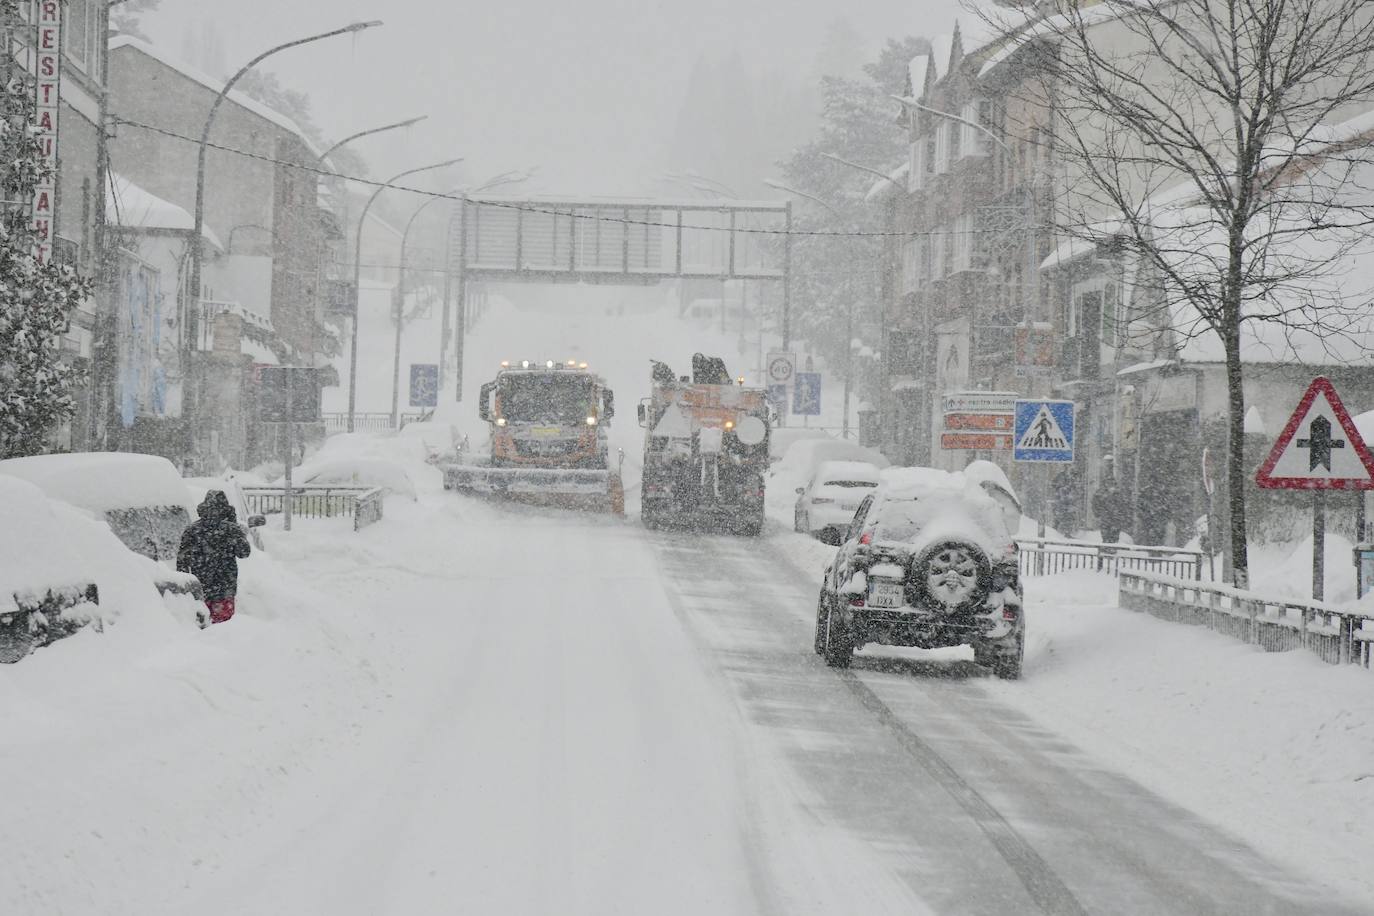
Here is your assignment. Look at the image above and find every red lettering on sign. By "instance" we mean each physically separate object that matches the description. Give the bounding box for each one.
[31,217,49,240]
[38,54,56,77]
[33,190,51,214]
[37,83,56,105]
[39,1,59,22]
[36,109,54,131]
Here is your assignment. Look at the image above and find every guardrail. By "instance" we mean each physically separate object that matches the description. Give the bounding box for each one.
[321,412,426,434]
[1119,571,1374,668]
[241,486,386,532]
[1017,537,1209,580]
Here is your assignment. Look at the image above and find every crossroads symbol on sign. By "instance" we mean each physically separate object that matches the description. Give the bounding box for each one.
[1296,416,1343,471]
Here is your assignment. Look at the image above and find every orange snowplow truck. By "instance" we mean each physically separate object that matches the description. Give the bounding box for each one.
[442,359,625,515]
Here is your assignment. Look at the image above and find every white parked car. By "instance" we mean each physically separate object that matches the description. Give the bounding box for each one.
[794,459,882,544]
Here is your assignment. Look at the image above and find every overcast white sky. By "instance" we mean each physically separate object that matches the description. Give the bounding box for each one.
[141,1,967,194]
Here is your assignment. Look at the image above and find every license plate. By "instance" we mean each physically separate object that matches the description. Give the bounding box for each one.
[868,580,903,608]
[531,427,560,437]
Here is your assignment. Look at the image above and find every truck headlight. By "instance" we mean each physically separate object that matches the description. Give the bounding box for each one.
[585,416,597,426]
[495,417,507,427]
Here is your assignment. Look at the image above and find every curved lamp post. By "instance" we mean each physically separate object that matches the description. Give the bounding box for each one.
[347,158,463,432]
[183,20,382,452]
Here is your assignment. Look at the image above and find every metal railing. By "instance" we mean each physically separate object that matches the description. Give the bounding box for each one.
[241,486,386,531]
[1017,537,1209,580]
[322,412,426,433]
[1119,571,1374,669]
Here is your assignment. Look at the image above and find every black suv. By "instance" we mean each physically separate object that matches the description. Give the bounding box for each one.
[814,468,1025,678]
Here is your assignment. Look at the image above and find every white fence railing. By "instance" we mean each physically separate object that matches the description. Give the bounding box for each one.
[1017,537,1209,581]
[1119,571,1374,669]
[241,486,385,532]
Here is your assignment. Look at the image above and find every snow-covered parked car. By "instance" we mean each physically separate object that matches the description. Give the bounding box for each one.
[794,459,881,544]
[0,452,200,564]
[814,466,1025,678]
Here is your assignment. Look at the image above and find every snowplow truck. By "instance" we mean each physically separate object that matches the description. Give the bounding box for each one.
[443,360,625,515]
[638,354,770,536]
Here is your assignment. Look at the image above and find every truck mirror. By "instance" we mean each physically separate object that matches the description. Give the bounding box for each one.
[637,403,647,426]
[603,390,615,420]
[478,382,495,422]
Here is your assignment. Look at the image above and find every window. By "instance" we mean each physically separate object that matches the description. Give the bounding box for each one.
[960,102,987,158]
[931,224,947,278]
[63,0,100,75]
[934,123,950,174]
[950,213,974,272]
[901,238,919,294]
[1100,282,1124,348]
[909,140,925,192]
[947,117,962,161]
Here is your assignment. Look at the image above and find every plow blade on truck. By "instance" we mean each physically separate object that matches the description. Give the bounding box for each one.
[443,463,625,516]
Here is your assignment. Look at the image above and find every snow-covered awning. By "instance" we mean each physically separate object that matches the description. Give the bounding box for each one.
[107,173,223,249]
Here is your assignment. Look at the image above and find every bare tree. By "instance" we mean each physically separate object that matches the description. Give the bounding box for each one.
[1009,0,1374,585]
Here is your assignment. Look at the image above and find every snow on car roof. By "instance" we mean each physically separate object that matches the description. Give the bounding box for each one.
[868,466,1013,556]
[0,453,195,515]
[815,460,882,482]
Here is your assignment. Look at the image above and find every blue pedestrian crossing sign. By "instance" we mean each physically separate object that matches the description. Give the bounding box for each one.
[409,363,439,408]
[1013,399,1075,462]
[793,372,822,416]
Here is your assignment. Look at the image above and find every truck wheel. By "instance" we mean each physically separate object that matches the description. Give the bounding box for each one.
[975,633,1024,680]
[822,606,853,669]
[0,614,36,664]
[641,500,663,530]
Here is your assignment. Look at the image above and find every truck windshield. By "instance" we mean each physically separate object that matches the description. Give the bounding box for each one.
[499,374,597,424]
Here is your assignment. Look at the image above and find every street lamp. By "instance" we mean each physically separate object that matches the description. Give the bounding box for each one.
[390,172,536,425]
[183,19,382,456]
[763,178,842,218]
[319,115,427,165]
[347,158,463,432]
[764,179,864,438]
[440,171,533,400]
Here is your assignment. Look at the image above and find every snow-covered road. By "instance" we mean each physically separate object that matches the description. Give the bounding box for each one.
[4,487,1367,914]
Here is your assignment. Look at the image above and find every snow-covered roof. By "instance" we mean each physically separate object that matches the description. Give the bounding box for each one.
[109,36,323,158]
[107,173,223,249]
[979,4,1123,79]
[865,161,909,203]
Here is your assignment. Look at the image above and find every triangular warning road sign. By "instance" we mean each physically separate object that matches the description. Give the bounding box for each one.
[1255,376,1374,490]
[1016,404,1070,451]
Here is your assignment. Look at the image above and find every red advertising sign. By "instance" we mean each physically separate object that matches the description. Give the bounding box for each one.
[30,0,61,263]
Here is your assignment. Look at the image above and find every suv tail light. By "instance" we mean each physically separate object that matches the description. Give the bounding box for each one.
[1002,605,1019,622]
[859,531,872,545]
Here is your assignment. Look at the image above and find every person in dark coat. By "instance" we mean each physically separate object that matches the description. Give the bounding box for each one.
[1092,457,1129,545]
[177,490,251,625]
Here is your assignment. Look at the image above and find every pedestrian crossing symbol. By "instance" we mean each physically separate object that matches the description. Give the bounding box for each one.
[1013,399,1075,463]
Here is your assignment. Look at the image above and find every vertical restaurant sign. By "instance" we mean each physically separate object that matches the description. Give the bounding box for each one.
[31,0,61,263]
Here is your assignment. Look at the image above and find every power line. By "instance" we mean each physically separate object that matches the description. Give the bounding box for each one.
[110,116,1042,240]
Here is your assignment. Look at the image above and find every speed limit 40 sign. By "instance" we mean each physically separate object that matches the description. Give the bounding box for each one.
[766,351,795,385]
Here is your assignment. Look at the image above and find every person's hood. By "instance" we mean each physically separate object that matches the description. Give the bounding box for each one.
[198,489,236,522]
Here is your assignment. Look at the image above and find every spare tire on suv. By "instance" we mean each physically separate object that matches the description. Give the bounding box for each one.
[910,539,993,613]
